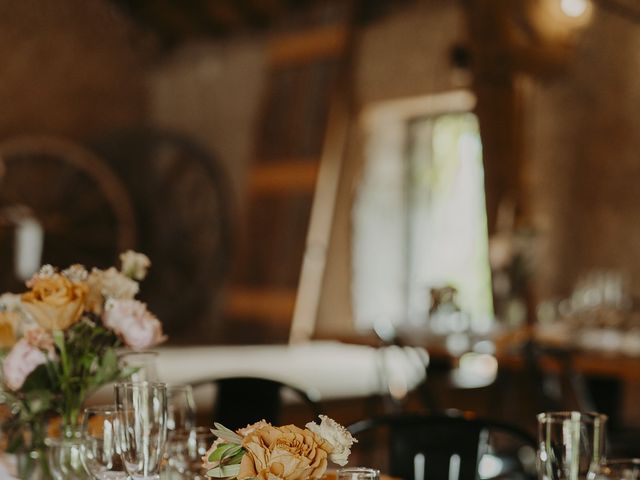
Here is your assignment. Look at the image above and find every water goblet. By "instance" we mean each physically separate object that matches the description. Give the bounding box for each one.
[80,405,127,480]
[537,411,607,480]
[115,382,168,480]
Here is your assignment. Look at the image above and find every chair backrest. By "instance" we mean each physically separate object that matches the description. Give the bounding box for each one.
[348,413,537,480]
[191,376,321,431]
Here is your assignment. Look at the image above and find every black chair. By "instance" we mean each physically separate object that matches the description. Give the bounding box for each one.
[191,376,322,431]
[348,413,537,480]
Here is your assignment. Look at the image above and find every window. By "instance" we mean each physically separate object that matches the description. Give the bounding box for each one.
[353,91,493,334]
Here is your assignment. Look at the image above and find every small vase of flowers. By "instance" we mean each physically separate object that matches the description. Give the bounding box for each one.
[0,251,166,476]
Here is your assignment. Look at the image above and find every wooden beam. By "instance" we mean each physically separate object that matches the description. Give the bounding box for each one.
[269,25,348,65]
[249,160,319,194]
[225,287,296,325]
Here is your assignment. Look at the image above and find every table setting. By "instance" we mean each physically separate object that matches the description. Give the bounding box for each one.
[0,253,637,480]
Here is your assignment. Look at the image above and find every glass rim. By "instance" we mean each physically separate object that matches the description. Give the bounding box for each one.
[114,381,167,389]
[117,350,159,357]
[166,383,194,391]
[537,411,608,423]
[83,404,118,414]
[337,467,381,473]
[168,426,215,437]
[604,458,640,466]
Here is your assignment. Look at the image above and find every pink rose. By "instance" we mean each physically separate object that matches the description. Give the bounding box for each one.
[103,299,166,350]
[3,338,48,391]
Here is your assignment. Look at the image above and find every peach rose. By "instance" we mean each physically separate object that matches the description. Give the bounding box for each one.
[2,338,48,390]
[0,311,18,348]
[103,299,166,350]
[238,424,332,480]
[22,274,87,330]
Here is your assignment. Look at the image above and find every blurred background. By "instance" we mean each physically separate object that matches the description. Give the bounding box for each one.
[3,0,640,464]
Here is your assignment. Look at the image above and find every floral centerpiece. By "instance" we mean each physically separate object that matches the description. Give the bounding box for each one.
[203,416,357,480]
[0,251,166,453]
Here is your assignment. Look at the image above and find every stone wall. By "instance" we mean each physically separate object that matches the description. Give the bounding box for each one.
[0,0,146,140]
[525,6,640,301]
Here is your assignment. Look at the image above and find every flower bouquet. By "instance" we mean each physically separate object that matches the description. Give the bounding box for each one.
[203,416,357,480]
[0,251,166,456]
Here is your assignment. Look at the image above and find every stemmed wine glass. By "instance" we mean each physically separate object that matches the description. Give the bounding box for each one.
[80,405,127,480]
[115,382,168,480]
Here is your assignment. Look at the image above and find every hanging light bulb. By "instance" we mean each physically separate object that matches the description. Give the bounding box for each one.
[560,0,590,18]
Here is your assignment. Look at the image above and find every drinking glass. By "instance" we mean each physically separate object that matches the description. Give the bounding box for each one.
[166,384,196,433]
[46,428,90,479]
[593,459,640,480]
[118,351,160,383]
[162,427,216,479]
[115,382,168,480]
[537,411,607,480]
[80,405,127,479]
[337,467,381,480]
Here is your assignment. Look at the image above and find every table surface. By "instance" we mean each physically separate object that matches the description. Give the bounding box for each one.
[399,325,640,381]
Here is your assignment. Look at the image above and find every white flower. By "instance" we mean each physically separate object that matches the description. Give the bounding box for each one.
[25,265,56,288]
[62,264,89,283]
[306,415,357,466]
[0,293,24,312]
[120,251,151,280]
[0,293,37,335]
[90,267,139,300]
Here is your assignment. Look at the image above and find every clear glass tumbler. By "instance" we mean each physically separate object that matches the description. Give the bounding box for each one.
[537,411,607,480]
[115,382,168,480]
[166,384,196,433]
[118,351,160,383]
[337,467,381,480]
[80,405,127,479]
[162,427,216,479]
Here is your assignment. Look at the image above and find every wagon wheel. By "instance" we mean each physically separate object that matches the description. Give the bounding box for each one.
[91,128,232,343]
[0,135,136,293]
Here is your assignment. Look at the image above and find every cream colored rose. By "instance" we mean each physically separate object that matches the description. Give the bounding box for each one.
[120,251,151,280]
[305,415,357,466]
[22,274,87,330]
[239,424,332,480]
[86,267,139,314]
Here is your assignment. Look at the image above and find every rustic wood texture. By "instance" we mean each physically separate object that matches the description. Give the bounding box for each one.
[225,3,354,339]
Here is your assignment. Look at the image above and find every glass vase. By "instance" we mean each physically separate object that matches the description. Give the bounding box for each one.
[46,427,90,479]
[2,449,50,479]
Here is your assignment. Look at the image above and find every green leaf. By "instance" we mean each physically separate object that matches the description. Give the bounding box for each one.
[21,364,54,393]
[211,422,243,444]
[206,463,241,478]
[227,449,245,465]
[209,443,231,463]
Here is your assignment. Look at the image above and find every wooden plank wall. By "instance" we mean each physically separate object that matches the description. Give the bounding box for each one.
[223,4,353,342]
